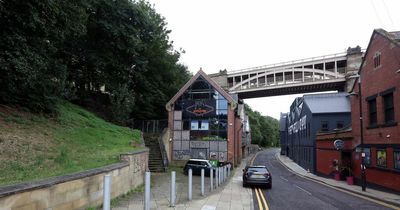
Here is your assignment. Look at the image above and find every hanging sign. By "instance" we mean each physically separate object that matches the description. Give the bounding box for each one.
[334,139,344,150]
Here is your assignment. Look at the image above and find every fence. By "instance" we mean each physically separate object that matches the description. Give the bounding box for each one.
[131,119,168,134]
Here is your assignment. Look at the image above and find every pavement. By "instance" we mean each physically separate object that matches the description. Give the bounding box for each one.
[112,150,400,210]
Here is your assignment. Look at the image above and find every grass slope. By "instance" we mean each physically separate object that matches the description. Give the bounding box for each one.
[0,101,142,186]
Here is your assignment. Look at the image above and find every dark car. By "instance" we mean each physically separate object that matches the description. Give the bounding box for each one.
[183,159,214,176]
[242,165,272,188]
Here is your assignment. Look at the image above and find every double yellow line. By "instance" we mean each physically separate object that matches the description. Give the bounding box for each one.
[254,187,269,210]
[251,152,269,210]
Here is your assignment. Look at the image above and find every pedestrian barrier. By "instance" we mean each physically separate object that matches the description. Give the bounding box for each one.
[144,163,234,208]
[103,174,111,210]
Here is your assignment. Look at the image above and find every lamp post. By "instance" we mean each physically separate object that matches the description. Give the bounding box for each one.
[350,74,366,191]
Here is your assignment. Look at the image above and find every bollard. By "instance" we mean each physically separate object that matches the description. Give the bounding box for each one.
[201,169,205,196]
[103,174,111,210]
[224,166,227,181]
[188,168,192,201]
[220,167,223,184]
[222,166,225,183]
[144,171,151,210]
[170,171,176,207]
[210,168,214,192]
[215,167,219,188]
[228,164,231,177]
[222,166,225,182]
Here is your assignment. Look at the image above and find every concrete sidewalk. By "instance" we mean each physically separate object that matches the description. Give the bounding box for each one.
[112,157,254,210]
[276,153,400,208]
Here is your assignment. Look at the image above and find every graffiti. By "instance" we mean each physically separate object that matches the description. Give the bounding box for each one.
[190,141,208,148]
[173,150,190,160]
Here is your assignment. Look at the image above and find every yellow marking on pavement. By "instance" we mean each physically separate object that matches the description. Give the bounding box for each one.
[250,152,260,165]
[254,187,263,210]
[257,188,270,210]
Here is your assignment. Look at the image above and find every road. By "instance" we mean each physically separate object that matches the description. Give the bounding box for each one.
[251,148,394,210]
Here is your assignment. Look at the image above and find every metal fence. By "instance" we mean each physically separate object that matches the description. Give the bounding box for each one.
[131,119,168,134]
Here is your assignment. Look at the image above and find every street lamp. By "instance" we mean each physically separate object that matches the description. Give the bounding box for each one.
[349,74,366,191]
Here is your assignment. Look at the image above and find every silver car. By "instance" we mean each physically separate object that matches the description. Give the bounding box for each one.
[242,165,272,188]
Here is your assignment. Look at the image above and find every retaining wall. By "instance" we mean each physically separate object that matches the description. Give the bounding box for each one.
[0,148,148,210]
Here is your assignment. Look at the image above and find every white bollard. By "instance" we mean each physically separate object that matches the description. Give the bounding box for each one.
[210,168,214,192]
[103,174,111,210]
[228,164,231,177]
[188,169,192,201]
[215,167,219,187]
[220,166,223,183]
[201,169,205,196]
[144,171,151,210]
[170,171,176,207]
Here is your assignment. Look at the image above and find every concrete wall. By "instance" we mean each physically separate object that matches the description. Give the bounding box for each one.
[0,149,149,210]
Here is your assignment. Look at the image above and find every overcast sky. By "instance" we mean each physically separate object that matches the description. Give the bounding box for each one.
[148,0,400,119]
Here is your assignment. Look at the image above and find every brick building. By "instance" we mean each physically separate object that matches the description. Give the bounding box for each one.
[166,70,250,166]
[350,29,400,192]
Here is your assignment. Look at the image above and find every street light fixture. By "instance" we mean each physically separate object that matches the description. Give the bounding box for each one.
[349,74,366,191]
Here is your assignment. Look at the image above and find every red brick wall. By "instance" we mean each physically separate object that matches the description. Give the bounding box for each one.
[351,31,400,192]
[235,116,243,165]
[316,131,353,176]
[228,106,235,165]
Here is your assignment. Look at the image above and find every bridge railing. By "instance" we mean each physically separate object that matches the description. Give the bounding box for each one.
[228,52,348,75]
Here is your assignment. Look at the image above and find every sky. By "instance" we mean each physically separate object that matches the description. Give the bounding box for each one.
[148,0,400,119]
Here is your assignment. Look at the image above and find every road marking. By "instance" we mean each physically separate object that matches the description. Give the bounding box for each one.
[250,152,260,165]
[254,187,264,210]
[280,176,289,182]
[295,184,312,196]
[201,205,216,210]
[275,151,400,209]
[257,188,270,210]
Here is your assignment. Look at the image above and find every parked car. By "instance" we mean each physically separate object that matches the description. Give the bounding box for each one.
[183,159,214,176]
[242,165,272,188]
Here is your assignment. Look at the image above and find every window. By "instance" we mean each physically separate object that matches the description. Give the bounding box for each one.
[183,120,190,130]
[394,150,400,170]
[363,148,371,166]
[383,93,394,123]
[191,120,209,130]
[321,121,328,132]
[336,121,344,129]
[376,149,387,167]
[368,99,377,126]
[373,52,381,68]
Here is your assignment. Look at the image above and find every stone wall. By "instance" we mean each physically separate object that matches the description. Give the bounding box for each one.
[0,148,149,210]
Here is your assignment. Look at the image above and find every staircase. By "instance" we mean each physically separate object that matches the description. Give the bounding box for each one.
[143,134,165,172]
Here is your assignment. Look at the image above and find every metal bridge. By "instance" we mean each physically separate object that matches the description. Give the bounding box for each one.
[210,47,363,99]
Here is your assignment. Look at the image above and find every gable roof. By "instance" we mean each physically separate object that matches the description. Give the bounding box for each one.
[166,69,237,111]
[350,28,400,92]
[303,92,350,114]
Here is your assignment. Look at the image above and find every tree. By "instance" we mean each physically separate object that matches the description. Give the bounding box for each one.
[245,104,280,147]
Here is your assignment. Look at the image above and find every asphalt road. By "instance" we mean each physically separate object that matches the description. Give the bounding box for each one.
[251,148,393,210]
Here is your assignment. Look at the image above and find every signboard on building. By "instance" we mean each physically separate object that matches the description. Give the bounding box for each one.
[334,139,344,150]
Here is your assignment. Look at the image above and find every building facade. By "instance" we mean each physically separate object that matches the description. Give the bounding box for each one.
[350,29,400,192]
[280,92,352,173]
[166,70,249,166]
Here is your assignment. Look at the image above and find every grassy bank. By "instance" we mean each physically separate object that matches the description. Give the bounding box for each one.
[0,101,142,186]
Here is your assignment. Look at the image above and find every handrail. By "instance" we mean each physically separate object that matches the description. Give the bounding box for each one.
[158,128,169,171]
[229,51,349,75]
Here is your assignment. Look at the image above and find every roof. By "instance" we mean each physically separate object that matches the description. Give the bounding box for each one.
[350,28,400,92]
[303,92,350,114]
[166,69,237,111]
